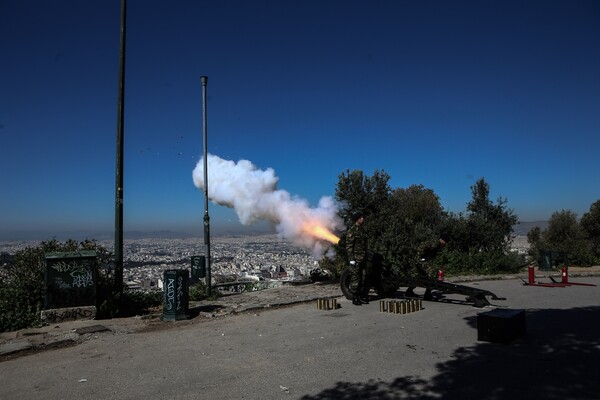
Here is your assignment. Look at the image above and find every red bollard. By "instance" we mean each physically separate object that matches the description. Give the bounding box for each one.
[528,265,535,284]
[559,264,597,286]
[437,268,444,281]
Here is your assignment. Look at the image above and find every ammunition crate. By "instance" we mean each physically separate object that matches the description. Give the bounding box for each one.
[477,309,526,343]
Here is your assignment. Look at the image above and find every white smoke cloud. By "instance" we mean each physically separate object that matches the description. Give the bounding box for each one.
[192,154,343,258]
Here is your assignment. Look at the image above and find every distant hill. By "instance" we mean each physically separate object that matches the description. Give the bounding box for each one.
[0,230,194,242]
[1,222,545,242]
[0,230,114,242]
[513,221,549,236]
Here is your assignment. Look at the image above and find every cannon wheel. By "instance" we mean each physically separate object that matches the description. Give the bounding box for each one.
[340,267,399,300]
[339,268,353,300]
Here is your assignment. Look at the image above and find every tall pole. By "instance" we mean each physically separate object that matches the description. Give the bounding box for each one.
[114,0,127,302]
[200,76,211,296]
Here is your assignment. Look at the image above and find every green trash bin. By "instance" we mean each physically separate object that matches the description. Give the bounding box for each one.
[538,250,568,271]
[538,251,552,271]
[162,269,190,321]
[191,255,206,283]
[44,251,97,309]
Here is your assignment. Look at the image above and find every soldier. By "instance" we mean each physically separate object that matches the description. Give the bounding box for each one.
[405,234,448,300]
[346,211,368,305]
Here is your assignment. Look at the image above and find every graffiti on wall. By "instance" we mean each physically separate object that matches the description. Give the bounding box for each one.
[40,306,96,323]
[45,253,97,309]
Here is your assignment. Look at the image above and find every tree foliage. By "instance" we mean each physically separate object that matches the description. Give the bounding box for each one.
[334,169,392,227]
[324,169,393,276]
[527,209,595,267]
[377,185,446,271]
[442,178,521,274]
[0,239,113,332]
[580,199,600,262]
[464,178,518,253]
[329,172,523,277]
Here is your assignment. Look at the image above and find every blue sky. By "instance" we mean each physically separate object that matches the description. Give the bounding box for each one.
[1,0,599,240]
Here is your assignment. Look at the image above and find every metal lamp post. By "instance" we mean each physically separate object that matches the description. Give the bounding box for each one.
[200,76,211,296]
[114,0,127,302]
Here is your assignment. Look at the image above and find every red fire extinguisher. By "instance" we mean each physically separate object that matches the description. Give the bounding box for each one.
[437,268,445,281]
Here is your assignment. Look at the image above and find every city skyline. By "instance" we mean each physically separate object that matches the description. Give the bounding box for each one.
[1,1,599,241]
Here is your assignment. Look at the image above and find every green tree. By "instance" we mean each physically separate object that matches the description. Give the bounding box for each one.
[334,169,446,274]
[334,169,392,227]
[443,178,522,274]
[580,199,600,263]
[526,225,545,263]
[326,169,392,276]
[466,178,517,253]
[544,210,593,266]
[330,172,523,277]
[378,185,446,271]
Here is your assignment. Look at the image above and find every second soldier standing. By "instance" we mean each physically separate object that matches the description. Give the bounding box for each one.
[346,211,369,305]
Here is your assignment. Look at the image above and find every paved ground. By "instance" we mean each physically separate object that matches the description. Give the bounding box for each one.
[0,269,598,399]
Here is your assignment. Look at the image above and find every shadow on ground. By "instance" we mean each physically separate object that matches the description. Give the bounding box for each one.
[300,306,600,400]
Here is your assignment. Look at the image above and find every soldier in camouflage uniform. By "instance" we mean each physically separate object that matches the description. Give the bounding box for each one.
[346,212,368,305]
[405,234,448,300]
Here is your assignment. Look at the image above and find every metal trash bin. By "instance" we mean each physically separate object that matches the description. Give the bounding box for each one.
[44,251,97,309]
[191,255,206,283]
[162,269,190,321]
[538,250,568,271]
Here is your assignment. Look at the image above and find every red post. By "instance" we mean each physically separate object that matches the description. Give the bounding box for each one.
[528,265,535,284]
[561,265,568,284]
[437,268,445,281]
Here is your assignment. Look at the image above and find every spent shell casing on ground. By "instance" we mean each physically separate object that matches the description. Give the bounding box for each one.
[317,298,325,310]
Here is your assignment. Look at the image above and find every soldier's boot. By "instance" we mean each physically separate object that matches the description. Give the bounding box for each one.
[352,295,363,306]
[423,289,433,301]
[360,293,370,304]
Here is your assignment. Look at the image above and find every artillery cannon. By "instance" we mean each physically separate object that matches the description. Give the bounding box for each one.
[339,252,505,308]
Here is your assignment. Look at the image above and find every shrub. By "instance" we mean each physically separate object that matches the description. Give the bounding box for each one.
[0,239,113,332]
[189,282,209,301]
[120,289,163,315]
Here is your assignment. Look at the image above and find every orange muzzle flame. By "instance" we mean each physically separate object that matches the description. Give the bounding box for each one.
[302,222,340,244]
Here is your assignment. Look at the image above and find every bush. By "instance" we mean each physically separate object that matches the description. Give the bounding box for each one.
[527,209,596,267]
[443,250,526,276]
[0,239,113,332]
[120,289,163,315]
[189,282,209,301]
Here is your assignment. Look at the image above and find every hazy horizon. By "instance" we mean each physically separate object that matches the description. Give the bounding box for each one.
[0,220,549,243]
